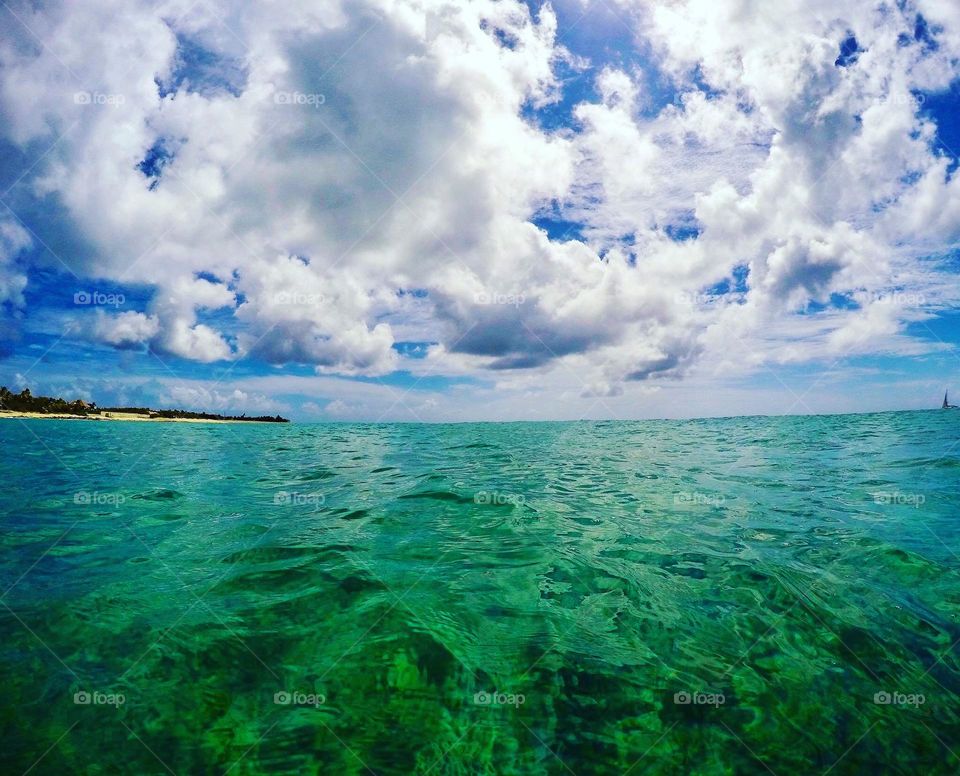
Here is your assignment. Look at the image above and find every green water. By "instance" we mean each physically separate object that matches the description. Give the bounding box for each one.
[0,412,958,774]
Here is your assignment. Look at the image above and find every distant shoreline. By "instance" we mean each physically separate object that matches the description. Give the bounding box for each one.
[0,386,290,423]
[0,410,284,424]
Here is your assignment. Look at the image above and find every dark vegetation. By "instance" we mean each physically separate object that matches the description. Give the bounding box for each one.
[0,387,289,423]
[0,387,94,415]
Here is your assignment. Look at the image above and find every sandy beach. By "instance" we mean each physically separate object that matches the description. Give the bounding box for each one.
[0,410,280,424]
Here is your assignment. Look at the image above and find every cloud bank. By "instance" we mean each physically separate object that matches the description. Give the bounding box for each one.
[1,0,958,412]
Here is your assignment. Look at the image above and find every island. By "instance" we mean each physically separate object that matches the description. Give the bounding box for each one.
[0,386,290,423]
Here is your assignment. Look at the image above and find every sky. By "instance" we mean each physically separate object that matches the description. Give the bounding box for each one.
[0,0,959,422]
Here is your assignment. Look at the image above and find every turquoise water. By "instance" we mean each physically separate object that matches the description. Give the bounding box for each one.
[0,411,958,774]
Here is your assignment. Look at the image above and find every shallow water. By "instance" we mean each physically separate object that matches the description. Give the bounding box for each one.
[0,411,958,774]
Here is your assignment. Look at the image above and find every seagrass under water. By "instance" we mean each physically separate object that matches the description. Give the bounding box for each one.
[1,411,958,774]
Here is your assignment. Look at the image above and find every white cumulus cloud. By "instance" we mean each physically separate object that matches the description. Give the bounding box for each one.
[0,0,957,409]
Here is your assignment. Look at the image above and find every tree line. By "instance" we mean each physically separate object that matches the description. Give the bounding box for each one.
[0,386,289,423]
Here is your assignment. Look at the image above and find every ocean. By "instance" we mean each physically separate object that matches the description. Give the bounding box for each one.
[1,411,958,774]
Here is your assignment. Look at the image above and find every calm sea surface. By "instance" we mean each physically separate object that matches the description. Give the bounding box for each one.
[1,412,958,774]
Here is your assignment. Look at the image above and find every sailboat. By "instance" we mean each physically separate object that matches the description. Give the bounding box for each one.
[943,390,958,409]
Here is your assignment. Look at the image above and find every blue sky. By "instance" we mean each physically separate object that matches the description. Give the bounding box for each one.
[1,0,959,421]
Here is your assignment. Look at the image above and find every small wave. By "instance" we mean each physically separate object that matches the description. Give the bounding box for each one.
[398,490,474,504]
[131,488,183,501]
